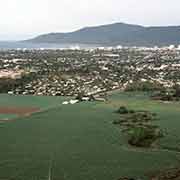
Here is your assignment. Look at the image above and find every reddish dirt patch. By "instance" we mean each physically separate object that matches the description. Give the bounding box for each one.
[0,106,40,115]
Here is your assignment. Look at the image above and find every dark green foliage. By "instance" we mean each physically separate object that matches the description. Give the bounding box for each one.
[113,119,122,125]
[152,85,180,101]
[127,126,163,147]
[173,84,180,97]
[118,177,136,180]
[116,106,135,115]
[75,92,84,101]
[116,106,129,114]
[114,107,163,147]
[0,73,36,93]
[149,167,180,180]
[125,81,162,92]
[129,109,135,114]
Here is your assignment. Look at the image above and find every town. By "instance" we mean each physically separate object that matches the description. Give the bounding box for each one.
[0,46,180,97]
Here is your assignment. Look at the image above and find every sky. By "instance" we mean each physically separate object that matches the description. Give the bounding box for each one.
[0,0,180,40]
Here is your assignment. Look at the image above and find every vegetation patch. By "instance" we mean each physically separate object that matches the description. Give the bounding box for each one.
[115,106,135,114]
[114,106,163,147]
[151,84,180,101]
[118,177,137,180]
[125,80,162,92]
[148,167,180,180]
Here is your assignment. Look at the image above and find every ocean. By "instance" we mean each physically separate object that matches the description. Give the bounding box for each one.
[0,41,100,50]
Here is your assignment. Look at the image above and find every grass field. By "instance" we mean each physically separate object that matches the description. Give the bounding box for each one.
[0,92,180,179]
[0,94,70,121]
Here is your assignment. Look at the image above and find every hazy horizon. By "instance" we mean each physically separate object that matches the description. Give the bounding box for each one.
[0,0,180,40]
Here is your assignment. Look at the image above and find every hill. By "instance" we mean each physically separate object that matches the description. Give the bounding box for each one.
[27,23,180,46]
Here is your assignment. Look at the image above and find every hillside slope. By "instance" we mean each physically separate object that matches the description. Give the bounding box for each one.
[27,23,180,46]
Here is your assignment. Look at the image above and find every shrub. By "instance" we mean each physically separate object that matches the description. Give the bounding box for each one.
[112,119,121,124]
[129,109,135,114]
[113,107,163,148]
[127,126,163,147]
[125,81,163,92]
[116,106,129,114]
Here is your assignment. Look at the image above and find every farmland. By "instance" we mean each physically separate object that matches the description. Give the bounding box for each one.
[0,92,180,179]
[0,94,70,121]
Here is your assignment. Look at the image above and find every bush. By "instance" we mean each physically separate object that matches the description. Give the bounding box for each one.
[116,106,129,114]
[112,119,121,124]
[113,107,163,148]
[129,109,135,114]
[125,81,163,92]
[127,126,163,147]
[152,86,180,101]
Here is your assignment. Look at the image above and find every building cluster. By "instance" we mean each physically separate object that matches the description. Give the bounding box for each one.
[0,47,180,96]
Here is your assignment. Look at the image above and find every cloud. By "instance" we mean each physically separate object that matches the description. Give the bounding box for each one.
[0,0,179,40]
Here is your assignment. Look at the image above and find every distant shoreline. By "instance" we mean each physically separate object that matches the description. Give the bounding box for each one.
[0,41,101,50]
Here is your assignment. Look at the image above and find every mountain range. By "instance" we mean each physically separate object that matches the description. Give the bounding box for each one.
[27,23,180,46]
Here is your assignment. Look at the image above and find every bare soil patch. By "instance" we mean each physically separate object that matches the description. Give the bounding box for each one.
[0,106,40,121]
[0,106,40,115]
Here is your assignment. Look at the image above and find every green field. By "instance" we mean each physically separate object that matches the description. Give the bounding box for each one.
[0,94,70,110]
[0,94,70,121]
[0,92,180,179]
